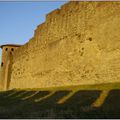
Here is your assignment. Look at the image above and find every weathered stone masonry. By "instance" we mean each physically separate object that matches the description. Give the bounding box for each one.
[0,45,21,90]
[1,1,120,90]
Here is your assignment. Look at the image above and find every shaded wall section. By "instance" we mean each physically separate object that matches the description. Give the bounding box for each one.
[9,2,120,89]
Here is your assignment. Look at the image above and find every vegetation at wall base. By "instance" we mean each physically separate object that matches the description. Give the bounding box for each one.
[0,83,120,118]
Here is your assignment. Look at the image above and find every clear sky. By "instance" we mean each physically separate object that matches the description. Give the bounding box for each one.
[0,1,68,62]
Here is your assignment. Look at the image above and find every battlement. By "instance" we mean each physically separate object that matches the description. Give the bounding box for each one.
[61,1,79,11]
[46,9,60,22]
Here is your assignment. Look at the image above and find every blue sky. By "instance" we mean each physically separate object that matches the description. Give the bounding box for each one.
[0,1,68,62]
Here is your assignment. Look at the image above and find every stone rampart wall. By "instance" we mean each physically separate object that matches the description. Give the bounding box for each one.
[9,2,120,89]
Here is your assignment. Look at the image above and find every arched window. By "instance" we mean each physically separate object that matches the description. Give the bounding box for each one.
[1,62,3,67]
[5,48,8,51]
[11,48,14,51]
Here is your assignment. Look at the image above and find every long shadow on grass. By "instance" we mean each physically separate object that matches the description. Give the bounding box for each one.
[0,90,120,119]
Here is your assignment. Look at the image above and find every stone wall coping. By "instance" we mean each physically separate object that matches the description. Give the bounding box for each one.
[0,44,22,49]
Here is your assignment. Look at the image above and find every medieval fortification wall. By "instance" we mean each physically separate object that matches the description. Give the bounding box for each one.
[8,2,120,89]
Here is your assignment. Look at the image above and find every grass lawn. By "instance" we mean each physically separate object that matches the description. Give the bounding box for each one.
[0,82,120,118]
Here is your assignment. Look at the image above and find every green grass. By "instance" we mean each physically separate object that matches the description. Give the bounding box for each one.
[0,89,120,118]
[0,82,120,118]
[14,82,120,92]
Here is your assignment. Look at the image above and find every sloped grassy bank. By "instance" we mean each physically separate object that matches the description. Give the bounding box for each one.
[0,83,120,118]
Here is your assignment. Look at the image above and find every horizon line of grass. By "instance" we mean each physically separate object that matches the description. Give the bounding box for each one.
[11,82,120,92]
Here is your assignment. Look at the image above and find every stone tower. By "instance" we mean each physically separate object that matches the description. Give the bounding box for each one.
[0,44,21,91]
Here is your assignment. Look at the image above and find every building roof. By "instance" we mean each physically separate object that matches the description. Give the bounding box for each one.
[0,44,22,49]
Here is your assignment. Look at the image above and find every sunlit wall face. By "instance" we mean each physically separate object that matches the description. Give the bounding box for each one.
[0,49,1,63]
[0,1,68,62]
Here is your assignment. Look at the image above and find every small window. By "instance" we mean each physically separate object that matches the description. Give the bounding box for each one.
[11,48,14,51]
[5,48,8,51]
[1,62,3,67]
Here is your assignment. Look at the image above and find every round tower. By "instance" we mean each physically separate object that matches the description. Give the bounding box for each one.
[0,44,21,90]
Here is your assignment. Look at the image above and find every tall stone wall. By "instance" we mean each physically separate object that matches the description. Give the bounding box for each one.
[9,1,120,89]
[0,68,3,90]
